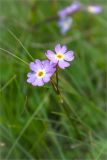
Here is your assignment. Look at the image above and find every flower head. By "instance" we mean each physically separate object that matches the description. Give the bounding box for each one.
[58,2,81,19]
[66,2,81,15]
[27,60,56,86]
[58,17,73,34]
[46,44,74,69]
[87,5,102,14]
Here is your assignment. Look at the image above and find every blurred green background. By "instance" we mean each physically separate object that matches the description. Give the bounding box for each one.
[0,0,107,159]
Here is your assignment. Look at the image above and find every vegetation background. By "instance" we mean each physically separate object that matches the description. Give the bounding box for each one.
[0,0,107,159]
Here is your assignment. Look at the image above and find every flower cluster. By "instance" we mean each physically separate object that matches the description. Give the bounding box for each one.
[58,2,81,19]
[27,44,74,86]
[58,2,81,34]
[57,2,102,34]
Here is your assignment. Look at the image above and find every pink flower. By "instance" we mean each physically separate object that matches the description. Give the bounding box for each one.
[46,44,74,69]
[27,60,56,86]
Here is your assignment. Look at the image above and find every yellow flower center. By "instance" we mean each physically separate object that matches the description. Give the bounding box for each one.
[56,53,64,60]
[37,70,45,78]
[64,22,68,27]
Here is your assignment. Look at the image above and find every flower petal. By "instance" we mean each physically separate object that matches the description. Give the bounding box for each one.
[29,59,43,72]
[42,60,50,71]
[32,78,44,86]
[27,72,33,77]
[42,60,56,73]
[27,73,36,83]
[34,59,43,70]
[58,60,70,69]
[43,74,51,83]
[55,44,67,54]
[61,45,67,54]
[55,44,62,53]
[64,51,74,61]
[58,10,67,18]
[29,62,37,72]
[66,2,81,14]
[46,50,58,63]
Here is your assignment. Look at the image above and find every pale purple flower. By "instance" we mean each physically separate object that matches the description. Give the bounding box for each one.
[87,5,102,14]
[58,17,73,34]
[27,60,56,86]
[66,2,81,15]
[58,2,81,19]
[58,8,67,18]
[46,44,74,69]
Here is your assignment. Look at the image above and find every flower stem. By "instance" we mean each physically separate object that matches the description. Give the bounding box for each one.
[56,65,59,92]
[50,71,64,104]
[50,79,57,94]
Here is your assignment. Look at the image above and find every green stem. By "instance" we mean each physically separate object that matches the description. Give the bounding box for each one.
[51,70,82,139]
[50,74,63,104]
[56,65,59,92]
[50,80,57,94]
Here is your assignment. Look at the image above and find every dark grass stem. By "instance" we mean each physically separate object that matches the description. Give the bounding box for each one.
[50,67,63,103]
[51,68,83,139]
[60,101,83,140]
[56,65,59,92]
[50,79,57,94]
[51,80,83,140]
